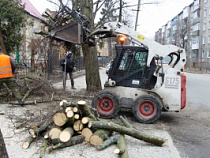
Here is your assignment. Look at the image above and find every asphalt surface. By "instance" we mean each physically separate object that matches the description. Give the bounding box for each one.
[0,67,181,158]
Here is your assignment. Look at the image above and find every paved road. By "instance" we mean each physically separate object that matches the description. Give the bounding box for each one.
[154,72,210,158]
[97,70,210,158]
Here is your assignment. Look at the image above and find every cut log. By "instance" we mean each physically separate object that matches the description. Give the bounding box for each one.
[81,117,94,125]
[60,100,78,109]
[81,128,93,142]
[49,127,62,140]
[66,110,74,118]
[59,100,67,107]
[77,101,96,120]
[114,134,129,158]
[65,107,72,113]
[48,135,85,153]
[0,129,9,158]
[59,127,74,143]
[73,120,84,132]
[89,129,111,147]
[44,132,49,139]
[74,114,80,120]
[88,121,166,146]
[96,133,120,150]
[29,129,36,138]
[22,136,34,149]
[52,112,67,127]
[73,107,79,113]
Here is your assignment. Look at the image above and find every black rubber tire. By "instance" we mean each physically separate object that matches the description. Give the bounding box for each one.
[91,91,120,119]
[132,95,162,124]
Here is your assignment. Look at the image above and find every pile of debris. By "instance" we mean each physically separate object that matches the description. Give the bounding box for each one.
[0,75,54,104]
[22,100,166,158]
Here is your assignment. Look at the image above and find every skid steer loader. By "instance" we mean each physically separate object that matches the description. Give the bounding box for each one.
[91,22,186,123]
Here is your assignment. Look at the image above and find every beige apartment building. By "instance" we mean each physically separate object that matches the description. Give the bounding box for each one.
[155,0,210,70]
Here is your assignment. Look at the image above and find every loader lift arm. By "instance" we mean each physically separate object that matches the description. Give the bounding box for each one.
[91,22,186,69]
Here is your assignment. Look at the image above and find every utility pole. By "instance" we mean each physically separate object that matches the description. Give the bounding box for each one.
[119,0,123,22]
[135,0,141,31]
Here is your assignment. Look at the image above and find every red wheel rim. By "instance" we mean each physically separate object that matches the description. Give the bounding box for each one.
[97,97,114,114]
[138,101,156,119]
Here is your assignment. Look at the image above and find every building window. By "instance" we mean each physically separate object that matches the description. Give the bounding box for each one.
[207,51,210,58]
[204,9,207,17]
[208,36,210,43]
[203,23,206,31]
[203,37,206,44]
[202,51,205,59]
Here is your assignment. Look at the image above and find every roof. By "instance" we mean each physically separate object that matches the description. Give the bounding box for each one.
[21,0,43,19]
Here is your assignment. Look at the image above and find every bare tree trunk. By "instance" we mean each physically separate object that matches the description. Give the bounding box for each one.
[82,44,101,91]
[0,22,7,54]
[78,0,102,92]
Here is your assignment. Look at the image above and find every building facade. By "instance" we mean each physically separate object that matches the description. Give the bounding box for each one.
[155,0,210,70]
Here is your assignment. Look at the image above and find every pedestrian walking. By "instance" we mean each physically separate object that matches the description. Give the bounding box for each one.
[60,51,76,90]
[0,47,24,105]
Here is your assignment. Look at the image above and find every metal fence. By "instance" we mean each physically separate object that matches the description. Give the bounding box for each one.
[15,56,110,80]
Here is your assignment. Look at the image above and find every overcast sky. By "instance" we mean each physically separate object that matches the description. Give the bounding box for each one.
[29,0,193,39]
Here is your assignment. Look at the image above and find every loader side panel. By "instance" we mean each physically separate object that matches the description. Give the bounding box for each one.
[181,74,186,109]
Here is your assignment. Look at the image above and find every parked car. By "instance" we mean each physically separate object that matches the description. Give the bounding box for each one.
[106,60,113,74]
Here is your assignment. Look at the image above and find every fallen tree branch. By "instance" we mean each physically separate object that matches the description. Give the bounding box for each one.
[114,134,129,158]
[88,121,166,146]
[96,133,120,150]
[48,135,85,153]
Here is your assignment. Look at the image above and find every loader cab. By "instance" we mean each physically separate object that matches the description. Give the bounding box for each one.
[108,45,157,89]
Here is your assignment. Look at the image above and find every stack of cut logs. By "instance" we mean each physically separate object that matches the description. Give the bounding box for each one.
[22,100,167,158]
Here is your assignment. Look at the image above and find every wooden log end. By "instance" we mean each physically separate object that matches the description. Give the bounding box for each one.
[73,120,84,132]
[77,100,86,106]
[65,107,72,113]
[81,128,93,142]
[52,112,67,127]
[66,110,74,118]
[44,133,49,139]
[89,135,103,147]
[59,100,67,106]
[60,127,74,142]
[49,127,62,139]
[82,117,89,124]
[74,114,80,120]
[60,131,71,143]
[22,142,30,149]
[73,107,79,113]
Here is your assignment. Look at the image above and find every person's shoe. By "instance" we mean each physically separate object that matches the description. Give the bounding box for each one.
[17,99,24,106]
[71,87,76,90]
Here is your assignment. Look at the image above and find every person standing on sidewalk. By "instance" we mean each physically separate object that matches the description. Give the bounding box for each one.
[60,51,76,90]
[0,47,24,105]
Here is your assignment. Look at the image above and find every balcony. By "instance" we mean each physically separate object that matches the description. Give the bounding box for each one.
[191,30,200,36]
[192,18,200,25]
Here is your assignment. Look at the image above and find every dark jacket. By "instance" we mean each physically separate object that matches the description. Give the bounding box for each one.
[60,56,75,72]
